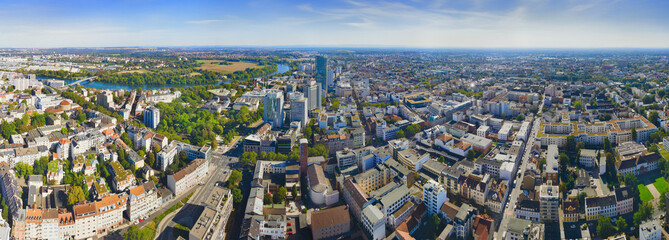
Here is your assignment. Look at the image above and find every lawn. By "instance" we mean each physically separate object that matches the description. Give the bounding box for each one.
[658,144,669,161]
[653,177,669,195]
[638,184,654,203]
[195,60,259,74]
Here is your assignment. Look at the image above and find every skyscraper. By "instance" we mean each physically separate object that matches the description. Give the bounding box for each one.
[263,89,284,129]
[316,56,328,93]
[304,80,321,111]
[144,106,160,129]
[289,93,308,128]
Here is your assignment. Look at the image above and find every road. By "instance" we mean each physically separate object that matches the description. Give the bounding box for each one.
[494,97,545,239]
[154,137,242,240]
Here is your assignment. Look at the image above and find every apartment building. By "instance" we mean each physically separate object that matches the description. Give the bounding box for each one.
[167,158,209,196]
[126,182,158,221]
[640,219,661,240]
[72,194,128,239]
[585,195,617,221]
[579,149,598,168]
[107,161,134,192]
[539,185,559,222]
[536,116,658,147]
[615,186,634,215]
[423,180,448,216]
[458,174,489,206]
[616,152,661,177]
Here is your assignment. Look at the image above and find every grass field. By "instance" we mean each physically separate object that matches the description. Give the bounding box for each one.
[653,177,669,194]
[638,184,654,203]
[117,69,149,74]
[195,60,259,73]
[658,144,669,160]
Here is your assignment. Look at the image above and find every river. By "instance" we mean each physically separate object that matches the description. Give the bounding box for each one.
[39,63,290,90]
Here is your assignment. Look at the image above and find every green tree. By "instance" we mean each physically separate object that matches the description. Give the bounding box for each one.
[565,136,576,151]
[292,185,298,199]
[227,169,242,187]
[631,127,637,142]
[67,186,86,205]
[15,162,33,177]
[573,100,583,111]
[623,173,638,190]
[615,218,628,233]
[146,152,156,168]
[231,187,243,204]
[274,186,287,204]
[33,156,49,175]
[559,153,569,180]
[577,192,588,209]
[633,202,654,227]
[427,214,441,239]
[467,150,476,161]
[604,137,612,153]
[438,156,445,163]
[240,152,257,167]
[597,216,615,238]
[396,130,405,139]
[264,193,273,205]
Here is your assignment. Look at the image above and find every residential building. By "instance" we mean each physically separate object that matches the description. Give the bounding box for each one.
[585,195,617,221]
[423,180,448,216]
[545,145,559,184]
[126,182,158,221]
[639,219,661,240]
[167,158,209,196]
[579,149,598,168]
[616,152,661,176]
[539,185,559,222]
[108,161,134,192]
[143,106,160,129]
[615,186,634,215]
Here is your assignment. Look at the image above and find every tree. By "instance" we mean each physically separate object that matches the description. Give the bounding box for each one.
[308,144,329,158]
[146,152,156,168]
[559,153,569,180]
[565,136,576,152]
[634,202,654,227]
[67,186,86,205]
[274,186,287,204]
[623,173,638,190]
[264,193,273,205]
[573,100,583,111]
[604,137,612,153]
[538,158,546,172]
[649,110,660,127]
[438,156,445,163]
[405,124,422,138]
[659,193,667,214]
[231,187,243,204]
[597,216,615,238]
[615,218,628,233]
[427,214,441,239]
[631,127,637,142]
[576,141,585,151]
[467,150,476,161]
[33,156,49,175]
[396,130,405,139]
[292,185,298,199]
[228,169,242,187]
[240,152,257,167]
[15,162,33,177]
[577,192,588,209]
[605,152,615,173]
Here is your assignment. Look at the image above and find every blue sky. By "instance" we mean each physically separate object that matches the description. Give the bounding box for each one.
[0,0,668,48]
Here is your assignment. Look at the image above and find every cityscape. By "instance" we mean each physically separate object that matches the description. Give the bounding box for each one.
[1,1,669,240]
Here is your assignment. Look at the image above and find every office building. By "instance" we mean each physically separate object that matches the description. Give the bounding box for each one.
[289,93,308,128]
[316,56,328,93]
[263,90,284,129]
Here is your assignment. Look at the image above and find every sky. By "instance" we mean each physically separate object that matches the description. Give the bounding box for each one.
[1,0,668,48]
